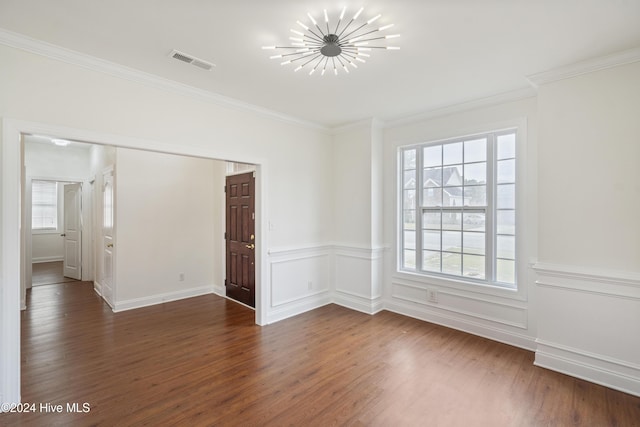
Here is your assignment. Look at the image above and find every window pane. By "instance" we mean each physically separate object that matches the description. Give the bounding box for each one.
[32,180,58,230]
[404,230,416,250]
[442,212,461,230]
[497,159,515,184]
[403,170,416,189]
[497,210,515,234]
[463,212,485,231]
[422,250,441,272]
[497,235,515,259]
[464,162,486,185]
[497,259,515,284]
[464,138,486,163]
[443,165,463,186]
[463,254,485,279]
[443,142,462,165]
[404,210,416,230]
[423,145,442,167]
[497,184,515,209]
[464,186,486,206]
[423,212,440,229]
[403,250,416,269]
[443,187,463,207]
[463,232,485,255]
[497,134,516,159]
[404,189,416,209]
[423,188,442,207]
[423,167,442,187]
[423,231,440,250]
[403,149,416,169]
[442,253,462,276]
[442,231,461,253]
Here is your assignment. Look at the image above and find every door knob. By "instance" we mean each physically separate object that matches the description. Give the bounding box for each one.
[60,233,66,237]
[245,244,255,249]
[107,243,113,248]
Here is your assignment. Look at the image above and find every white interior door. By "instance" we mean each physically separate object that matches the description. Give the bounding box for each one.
[63,182,82,280]
[101,168,115,306]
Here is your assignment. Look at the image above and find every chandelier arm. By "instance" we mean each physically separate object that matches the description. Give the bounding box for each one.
[343,35,388,45]
[302,53,324,68]
[306,28,326,44]
[339,22,369,41]
[341,28,383,43]
[313,24,327,38]
[336,19,357,39]
[304,33,326,44]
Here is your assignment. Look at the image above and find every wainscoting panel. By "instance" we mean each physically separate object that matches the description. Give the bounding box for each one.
[533,263,640,396]
[333,246,385,314]
[267,246,332,324]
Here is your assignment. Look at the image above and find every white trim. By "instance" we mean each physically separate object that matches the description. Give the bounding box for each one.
[1,119,22,406]
[266,293,332,324]
[32,256,63,263]
[113,286,216,312]
[535,340,640,397]
[0,28,328,134]
[385,300,536,351]
[527,46,640,88]
[385,88,537,129]
[533,262,640,300]
[333,291,384,315]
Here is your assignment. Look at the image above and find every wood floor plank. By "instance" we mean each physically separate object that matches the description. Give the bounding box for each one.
[2,282,639,426]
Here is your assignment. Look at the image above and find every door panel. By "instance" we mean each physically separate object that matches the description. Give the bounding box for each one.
[63,183,82,280]
[225,172,255,307]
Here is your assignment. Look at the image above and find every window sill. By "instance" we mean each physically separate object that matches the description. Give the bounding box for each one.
[393,269,525,301]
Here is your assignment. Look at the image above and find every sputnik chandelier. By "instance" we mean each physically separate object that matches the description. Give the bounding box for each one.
[262,6,400,75]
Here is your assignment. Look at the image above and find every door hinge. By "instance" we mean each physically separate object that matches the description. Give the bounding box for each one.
[224,232,227,240]
[252,213,255,220]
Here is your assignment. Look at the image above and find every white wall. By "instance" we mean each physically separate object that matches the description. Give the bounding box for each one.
[114,148,224,308]
[534,61,640,396]
[382,96,539,350]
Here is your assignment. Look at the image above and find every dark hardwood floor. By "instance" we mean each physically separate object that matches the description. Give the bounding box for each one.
[31,261,79,287]
[3,282,639,426]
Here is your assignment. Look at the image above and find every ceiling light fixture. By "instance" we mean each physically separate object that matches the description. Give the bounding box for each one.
[262,7,399,75]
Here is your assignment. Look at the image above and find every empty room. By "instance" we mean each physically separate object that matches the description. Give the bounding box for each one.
[1,1,639,425]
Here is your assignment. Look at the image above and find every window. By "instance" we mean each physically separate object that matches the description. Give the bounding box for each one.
[400,130,517,288]
[32,180,58,230]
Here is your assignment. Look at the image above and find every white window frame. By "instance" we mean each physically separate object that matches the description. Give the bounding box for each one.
[397,127,520,292]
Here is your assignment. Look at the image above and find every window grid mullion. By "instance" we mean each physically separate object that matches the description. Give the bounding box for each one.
[486,134,496,282]
[415,149,424,272]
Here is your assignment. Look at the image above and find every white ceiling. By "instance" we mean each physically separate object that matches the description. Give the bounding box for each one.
[1,0,639,128]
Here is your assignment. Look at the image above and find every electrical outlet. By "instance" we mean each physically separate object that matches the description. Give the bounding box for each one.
[179,273,185,282]
[427,289,438,303]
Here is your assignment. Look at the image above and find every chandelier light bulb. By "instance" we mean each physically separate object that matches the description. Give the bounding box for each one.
[263,7,399,76]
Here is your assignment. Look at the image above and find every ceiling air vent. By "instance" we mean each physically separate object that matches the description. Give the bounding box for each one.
[169,50,215,71]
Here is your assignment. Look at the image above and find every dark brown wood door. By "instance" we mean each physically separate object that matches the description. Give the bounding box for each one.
[225,172,256,307]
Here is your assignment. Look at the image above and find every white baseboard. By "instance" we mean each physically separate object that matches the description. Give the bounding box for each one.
[535,340,640,397]
[266,292,332,324]
[113,285,216,313]
[334,290,384,315]
[93,280,103,296]
[385,300,536,351]
[212,284,225,297]
[32,256,63,263]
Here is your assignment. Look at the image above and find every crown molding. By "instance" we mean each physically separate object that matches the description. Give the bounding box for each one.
[527,46,640,88]
[0,28,329,133]
[384,87,537,129]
